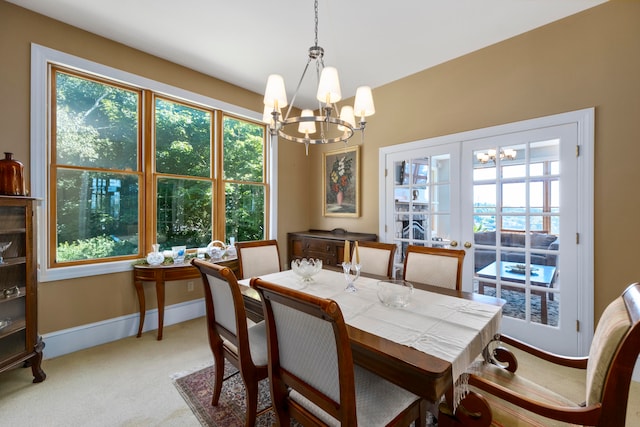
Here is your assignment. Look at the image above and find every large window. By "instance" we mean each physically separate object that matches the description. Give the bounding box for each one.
[49,66,269,268]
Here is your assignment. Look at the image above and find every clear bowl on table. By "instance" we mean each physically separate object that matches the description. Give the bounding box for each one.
[291,258,323,283]
[377,279,414,308]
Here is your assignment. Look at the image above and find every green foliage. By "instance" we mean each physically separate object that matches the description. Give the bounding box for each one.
[54,71,267,262]
[56,72,138,170]
[223,117,264,182]
[223,117,266,241]
[155,99,211,177]
[56,235,136,262]
[225,183,264,242]
[156,178,212,249]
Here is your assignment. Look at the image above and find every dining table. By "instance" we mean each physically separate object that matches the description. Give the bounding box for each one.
[237,267,503,405]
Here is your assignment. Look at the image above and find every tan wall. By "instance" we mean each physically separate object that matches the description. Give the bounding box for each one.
[1,1,638,334]
[309,1,640,322]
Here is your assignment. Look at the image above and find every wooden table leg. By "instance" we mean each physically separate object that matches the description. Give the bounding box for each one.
[156,278,165,340]
[134,279,146,338]
[534,290,548,324]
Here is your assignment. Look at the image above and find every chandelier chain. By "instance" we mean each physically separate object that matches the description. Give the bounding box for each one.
[314,0,319,47]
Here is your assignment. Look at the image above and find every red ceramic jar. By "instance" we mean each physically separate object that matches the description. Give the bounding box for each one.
[0,152,25,196]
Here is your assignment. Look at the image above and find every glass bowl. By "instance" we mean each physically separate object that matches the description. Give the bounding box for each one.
[291,258,323,283]
[377,279,414,308]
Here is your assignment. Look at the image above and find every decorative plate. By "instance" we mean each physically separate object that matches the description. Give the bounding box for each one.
[506,264,539,275]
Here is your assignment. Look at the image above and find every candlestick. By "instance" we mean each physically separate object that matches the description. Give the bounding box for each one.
[344,240,350,263]
[355,241,360,264]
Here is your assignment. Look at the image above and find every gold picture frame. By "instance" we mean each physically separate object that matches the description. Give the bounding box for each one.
[323,145,360,217]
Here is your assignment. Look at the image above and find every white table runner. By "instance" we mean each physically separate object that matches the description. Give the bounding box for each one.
[240,269,502,398]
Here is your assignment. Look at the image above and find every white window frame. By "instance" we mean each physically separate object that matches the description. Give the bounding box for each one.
[31,44,278,282]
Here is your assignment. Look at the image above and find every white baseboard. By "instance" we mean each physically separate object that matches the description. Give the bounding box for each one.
[41,298,205,360]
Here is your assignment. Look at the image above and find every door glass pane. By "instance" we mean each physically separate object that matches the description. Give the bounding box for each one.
[473,140,560,327]
[473,183,496,213]
[392,155,451,272]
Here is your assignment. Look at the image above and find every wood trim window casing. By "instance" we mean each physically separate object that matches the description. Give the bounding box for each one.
[46,63,269,270]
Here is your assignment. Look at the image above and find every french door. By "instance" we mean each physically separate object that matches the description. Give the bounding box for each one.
[380,109,593,356]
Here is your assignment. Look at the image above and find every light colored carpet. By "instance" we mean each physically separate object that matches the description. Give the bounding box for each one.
[0,316,638,426]
[0,318,212,426]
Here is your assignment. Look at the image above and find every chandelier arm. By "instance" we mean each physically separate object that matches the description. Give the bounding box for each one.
[279,115,354,144]
[284,57,314,121]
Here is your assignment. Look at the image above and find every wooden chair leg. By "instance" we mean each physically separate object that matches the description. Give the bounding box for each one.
[244,377,259,427]
[211,346,224,406]
[415,399,428,427]
[438,391,492,427]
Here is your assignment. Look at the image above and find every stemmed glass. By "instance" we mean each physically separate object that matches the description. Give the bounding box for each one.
[342,261,361,293]
[0,241,12,264]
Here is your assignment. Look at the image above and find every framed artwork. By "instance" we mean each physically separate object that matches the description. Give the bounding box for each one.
[323,145,360,217]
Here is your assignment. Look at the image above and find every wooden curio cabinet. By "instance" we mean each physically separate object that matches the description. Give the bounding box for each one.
[0,196,45,382]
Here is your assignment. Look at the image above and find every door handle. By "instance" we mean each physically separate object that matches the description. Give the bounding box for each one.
[464,241,472,248]
[450,240,458,247]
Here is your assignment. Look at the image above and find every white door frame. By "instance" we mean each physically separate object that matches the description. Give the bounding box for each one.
[379,108,594,356]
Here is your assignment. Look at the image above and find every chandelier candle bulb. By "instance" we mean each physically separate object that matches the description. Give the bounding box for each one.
[298,109,317,136]
[344,240,350,263]
[338,106,356,131]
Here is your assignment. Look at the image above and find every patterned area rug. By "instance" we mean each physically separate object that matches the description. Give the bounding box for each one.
[173,361,437,426]
[173,361,280,427]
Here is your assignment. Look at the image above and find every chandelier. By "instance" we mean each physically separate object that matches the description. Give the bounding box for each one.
[262,0,375,155]
[476,148,517,164]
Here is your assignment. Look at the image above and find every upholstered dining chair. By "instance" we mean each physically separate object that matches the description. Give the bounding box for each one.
[353,241,397,279]
[438,281,640,427]
[250,276,427,427]
[191,258,269,427]
[403,245,466,290]
[235,239,282,279]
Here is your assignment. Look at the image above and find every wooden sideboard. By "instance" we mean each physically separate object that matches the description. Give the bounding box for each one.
[287,229,377,268]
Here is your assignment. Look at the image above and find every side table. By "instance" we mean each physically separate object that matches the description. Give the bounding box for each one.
[133,257,238,340]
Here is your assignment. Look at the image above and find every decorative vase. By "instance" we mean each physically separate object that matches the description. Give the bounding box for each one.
[172,245,187,264]
[336,190,344,205]
[0,152,25,196]
[146,244,164,265]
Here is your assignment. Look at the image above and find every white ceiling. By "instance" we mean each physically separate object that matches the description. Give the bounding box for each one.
[9,0,606,109]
